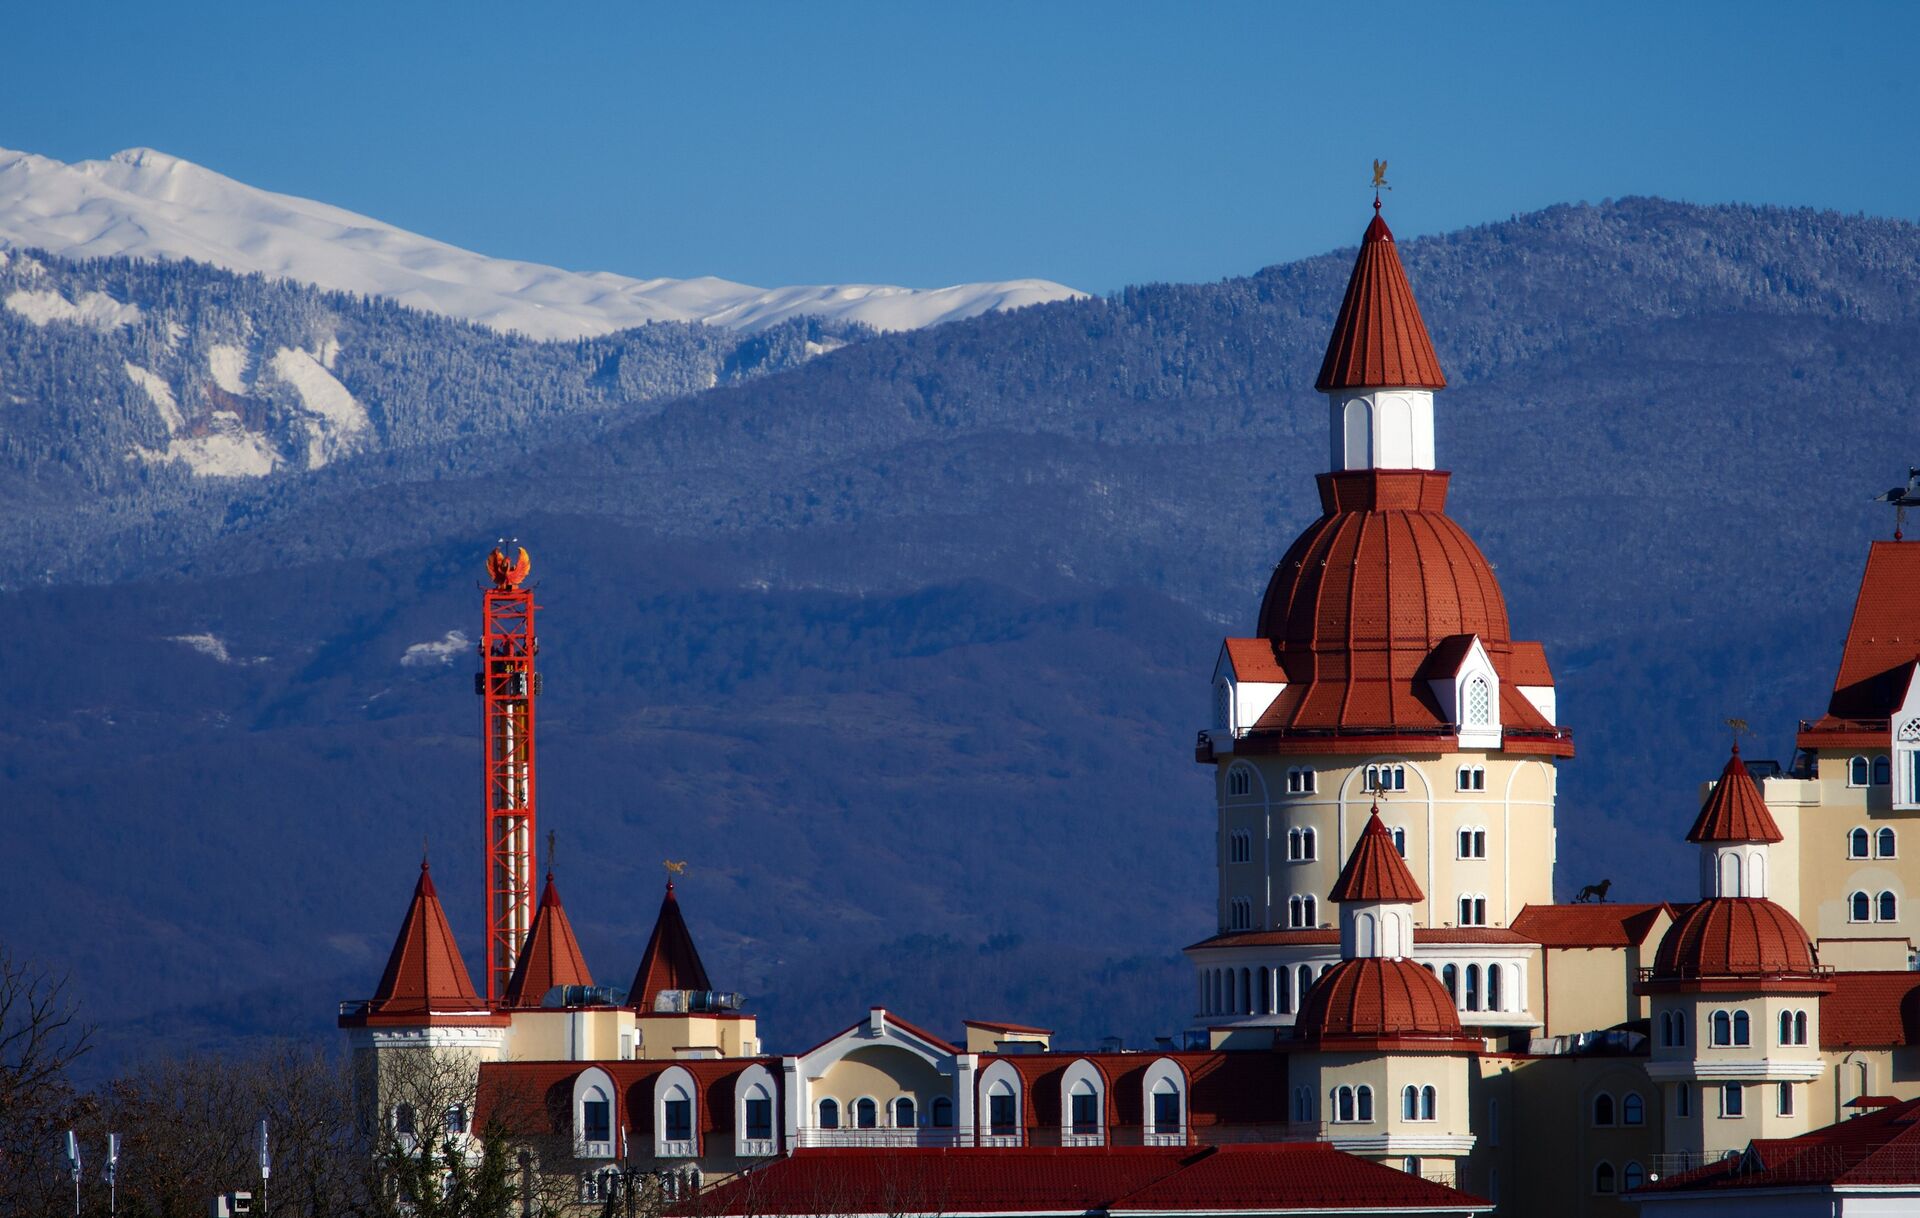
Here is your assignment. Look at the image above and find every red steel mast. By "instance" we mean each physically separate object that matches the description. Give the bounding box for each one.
[478,544,539,1005]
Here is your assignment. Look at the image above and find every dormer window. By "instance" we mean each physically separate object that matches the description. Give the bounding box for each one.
[1464,677,1492,726]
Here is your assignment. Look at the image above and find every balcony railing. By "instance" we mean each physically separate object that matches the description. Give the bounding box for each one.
[1638,964,1834,983]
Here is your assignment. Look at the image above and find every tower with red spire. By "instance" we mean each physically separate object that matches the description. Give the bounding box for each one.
[479,544,540,1005]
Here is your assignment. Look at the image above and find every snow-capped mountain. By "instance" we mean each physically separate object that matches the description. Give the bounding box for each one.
[0,147,1084,340]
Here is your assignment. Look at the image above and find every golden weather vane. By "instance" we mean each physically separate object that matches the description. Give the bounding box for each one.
[1371,159,1389,191]
[664,859,688,876]
[1726,717,1751,745]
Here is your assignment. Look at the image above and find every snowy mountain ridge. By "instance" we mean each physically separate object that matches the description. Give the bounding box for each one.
[0,146,1085,340]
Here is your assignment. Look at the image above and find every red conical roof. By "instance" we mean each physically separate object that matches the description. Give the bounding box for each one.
[1293,958,1468,1044]
[1315,206,1448,392]
[502,872,594,1007]
[1328,811,1425,903]
[1687,745,1784,844]
[630,881,713,1011]
[369,861,485,1015]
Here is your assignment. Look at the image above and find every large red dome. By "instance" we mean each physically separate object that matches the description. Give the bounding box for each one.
[1294,958,1468,1044]
[1652,898,1818,980]
[1258,470,1510,652]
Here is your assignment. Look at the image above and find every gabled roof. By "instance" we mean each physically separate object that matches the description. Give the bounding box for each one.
[677,1144,1489,1217]
[1685,746,1784,844]
[1327,810,1425,903]
[1316,206,1448,392]
[502,872,594,1007]
[1638,1096,1920,1195]
[1827,542,1920,720]
[801,1007,962,1058]
[1820,971,1920,1049]
[629,880,712,1011]
[1510,903,1673,948]
[1216,637,1287,683]
[366,861,485,1016]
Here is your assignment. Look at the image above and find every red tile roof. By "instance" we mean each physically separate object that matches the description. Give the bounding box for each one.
[1820,972,1920,1049]
[1826,542,1920,719]
[1111,1142,1485,1214]
[1328,811,1425,903]
[475,1056,782,1148]
[363,861,486,1016]
[1510,903,1672,948]
[1639,1096,1920,1195]
[1686,745,1784,844]
[502,872,594,1007]
[978,1051,1292,1133]
[1292,957,1476,1048]
[1218,638,1287,683]
[681,1144,1487,1216]
[966,1019,1054,1035]
[1316,207,1448,392]
[1506,641,1555,686]
[1242,470,1572,758]
[1650,897,1819,981]
[630,880,713,1011]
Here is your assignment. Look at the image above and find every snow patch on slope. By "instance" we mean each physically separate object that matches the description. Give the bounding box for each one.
[134,423,280,479]
[0,145,1086,340]
[401,630,470,668]
[207,344,249,393]
[124,362,183,432]
[269,346,366,468]
[5,286,142,329]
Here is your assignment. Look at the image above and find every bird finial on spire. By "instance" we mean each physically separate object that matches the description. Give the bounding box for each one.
[1872,466,1920,541]
[1371,158,1389,209]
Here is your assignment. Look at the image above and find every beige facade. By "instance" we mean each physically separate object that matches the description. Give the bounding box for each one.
[1216,751,1558,936]
[1768,755,1917,962]
[1289,1049,1474,1183]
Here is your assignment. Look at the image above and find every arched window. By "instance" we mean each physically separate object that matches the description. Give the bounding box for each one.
[894,1097,916,1129]
[985,1079,1017,1136]
[1718,851,1741,896]
[854,1097,878,1129]
[1488,963,1504,1011]
[1674,1009,1686,1046]
[1356,1085,1374,1122]
[1214,682,1232,732]
[1226,765,1252,796]
[1595,1162,1616,1194]
[1287,828,1302,861]
[736,1065,778,1154]
[1403,1155,1422,1175]
[1402,1085,1419,1120]
[932,1097,954,1127]
[1260,967,1273,1014]
[1356,911,1377,956]
[394,1103,416,1136]
[1297,964,1314,1002]
[818,1098,840,1129]
[1779,1009,1794,1045]
[1303,895,1318,927]
[1343,399,1371,468]
[1851,756,1870,786]
[1465,963,1482,1011]
[1711,1010,1732,1046]
[1880,828,1898,858]
[1623,1093,1644,1125]
[1874,756,1892,785]
[1148,1069,1184,1140]
[1390,826,1407,856]
[1301,827,1317,859]
[1442,964,1458,1002]
[1592,1093,1615,1126]
[1794,1011,1808,1045]
[1733,1010,1750,1046]
[1851,828,1871,858]
[1421,1086,1436,1121]
[1068,1079,1099,1136]
[1465,676,1492,726]
[1880,891,1899,922]
[1335,1086,1356,1123]
[1240,967,1253,1013]
[1852,891,1872,922]
[1623,1162,1645,1191]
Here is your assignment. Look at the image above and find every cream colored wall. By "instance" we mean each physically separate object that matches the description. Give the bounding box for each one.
[632,1013,758,1059]
[1293,1050,1473,1176]
[1780,754,1916,957]
[506,1009,636,1061]
[1475,1056,1661,1218]
[810,1045,947,1124]
[1539,940,1664,1039]
[1216,751,1559,935]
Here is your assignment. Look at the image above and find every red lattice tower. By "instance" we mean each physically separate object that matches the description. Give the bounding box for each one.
[478,545,540,1005]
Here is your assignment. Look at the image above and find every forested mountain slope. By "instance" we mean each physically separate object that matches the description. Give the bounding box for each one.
[3,198,1915,1074]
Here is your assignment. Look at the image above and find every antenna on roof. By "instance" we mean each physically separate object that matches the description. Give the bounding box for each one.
[1871,467,1920,540]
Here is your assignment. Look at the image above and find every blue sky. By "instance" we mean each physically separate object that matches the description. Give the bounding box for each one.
[6,1,1916,293]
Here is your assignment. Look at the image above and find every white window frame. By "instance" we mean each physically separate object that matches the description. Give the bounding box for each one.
[1142,1059,1187,1145]
[1850,827,1871,859]
[1061,1059,1106,1147]
[1879,827,1898,858]
[1849,756,1870,788]
[655,1065,698,1159]
[573,1066,618,1160]
[1286,767,1317,795]
[978,1061,1024,1146]
[1850,891,1873,923]
[734,1063,778,1158]
[1457,894,1488,927]
[1457,827,1487,859]
[1457,765,1486,792]
[1720,1082,1744,1118]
